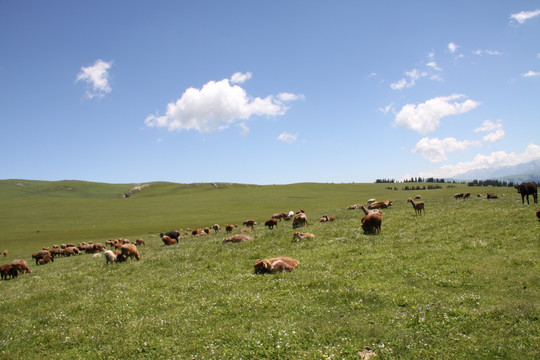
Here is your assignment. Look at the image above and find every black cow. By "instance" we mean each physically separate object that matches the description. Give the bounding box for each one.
[515,182,538,204]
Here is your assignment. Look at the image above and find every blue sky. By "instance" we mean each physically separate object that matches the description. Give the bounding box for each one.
[1,1,539,184]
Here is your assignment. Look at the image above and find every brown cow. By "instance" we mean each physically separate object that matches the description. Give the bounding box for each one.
[11,259,31,275]
[264,218,278,229]
[361,214,382,235]
[225,224,234,233]
[243,219,256,229]
[253,256,299,274]
[292,213,308,229]
[222,235,254,244]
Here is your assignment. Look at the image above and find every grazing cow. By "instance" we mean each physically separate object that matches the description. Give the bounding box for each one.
[191,228,202,236]
[0,264,18,280]
[487,193,498,199]
[515,182,538,204]
[11,259,31,275]
[361,214,382,235]
[37,254,53,265]
[292,213,308,229]
[161,230,180,241]
[454,193,464,199]
[264,218,278,230]
[243,219,256,229]
[103,250,119,265]
[292,231,315,242]
[121,244,140,261]
[203,227,210,235]
[463,192,471,199]
[253,256,299,274]
[135,238,146,246]
[3,250,7,257]
[222,235,254,244]
[347,205,357,210]
[225,224,234,233]
[32,250,51,265]
[161,235,177,246]
[414,195,422,200]
[212,224,220,234]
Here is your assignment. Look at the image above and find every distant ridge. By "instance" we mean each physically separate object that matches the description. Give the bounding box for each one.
[452,159,540,183]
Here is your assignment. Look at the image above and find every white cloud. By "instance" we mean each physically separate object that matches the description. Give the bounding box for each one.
[482,129,505,143]
[277,92,305,102]
[76,59,113,99]
[394,94,480,134]
[391,69,427,90]
[412,137,481,162]
[448,42,459,53]
[145,73,301,133]
[474,119,502,133]
[473,49,502,56]
[277,132,297,144]
[510,9,540,24]
[427,61,442,71]
[379,103,394,114]
[419,143,540,178]
[522,70,540,77]
[238,122,249,137]
[230,72,252,84]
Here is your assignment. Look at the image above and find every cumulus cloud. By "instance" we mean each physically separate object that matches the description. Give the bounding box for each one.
[391,69,427,90]
[412,137,481,162]
[277,132,297,144]
[511,9,540,24]
[145,73,301,133]
[394,94,480,134]
[522,70,540,77]
[76,59,113,99]
[419,143,540,178]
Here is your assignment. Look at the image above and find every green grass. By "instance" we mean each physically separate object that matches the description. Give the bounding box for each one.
[0,180,538,359]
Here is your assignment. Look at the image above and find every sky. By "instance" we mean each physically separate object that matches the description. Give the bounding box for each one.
[1,1,539,185]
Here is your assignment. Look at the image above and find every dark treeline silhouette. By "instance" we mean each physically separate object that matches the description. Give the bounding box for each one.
[375,177,447,183]
[467,179,515,187]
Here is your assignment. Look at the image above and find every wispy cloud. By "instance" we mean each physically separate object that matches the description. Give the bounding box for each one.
[474,120,505,143]
[473,49,502,56]
[522,70,540,78]
[277,132,297,144]
[412,137,481,162]
[145,72,302,134]
[510,9,540,24]
[76,59,113,99]
[394,94,480,134]
[391,69,427,90]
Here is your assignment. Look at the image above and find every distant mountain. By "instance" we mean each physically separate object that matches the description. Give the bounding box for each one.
[452,159,540,183]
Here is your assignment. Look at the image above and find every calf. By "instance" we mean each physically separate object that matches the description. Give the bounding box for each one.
[253,256,299,274]
[292,231,315,242]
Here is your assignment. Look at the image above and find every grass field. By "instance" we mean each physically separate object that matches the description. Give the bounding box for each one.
[0,180,538,359]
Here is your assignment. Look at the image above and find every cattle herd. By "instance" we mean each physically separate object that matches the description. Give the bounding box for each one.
[1,182,538,281]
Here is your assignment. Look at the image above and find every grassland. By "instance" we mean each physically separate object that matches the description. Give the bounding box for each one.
[0,180,538,359]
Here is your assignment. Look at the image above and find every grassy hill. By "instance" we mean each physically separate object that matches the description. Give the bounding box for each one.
[0,180,538,359]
